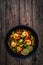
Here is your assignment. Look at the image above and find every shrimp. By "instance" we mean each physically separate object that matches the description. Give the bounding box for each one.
[11,41,17,47]
[22,30,29,38]
[24,39,31,45]
[10,33,20,40]
[17,46,22,52]
[16,30,21,34]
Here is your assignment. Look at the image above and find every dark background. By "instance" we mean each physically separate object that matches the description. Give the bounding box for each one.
[0,0,43,65]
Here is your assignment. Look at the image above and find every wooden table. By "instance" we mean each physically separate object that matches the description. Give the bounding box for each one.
[0,0,43,65]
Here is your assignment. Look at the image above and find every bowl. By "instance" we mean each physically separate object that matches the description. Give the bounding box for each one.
[5,25,39,59]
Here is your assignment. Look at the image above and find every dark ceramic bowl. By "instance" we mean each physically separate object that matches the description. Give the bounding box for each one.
[5,25,39,59]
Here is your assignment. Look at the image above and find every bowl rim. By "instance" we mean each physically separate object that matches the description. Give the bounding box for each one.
[4,25,39,59]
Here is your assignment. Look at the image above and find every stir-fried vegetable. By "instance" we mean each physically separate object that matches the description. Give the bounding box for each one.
[31,35,34,40]
[23,44,27,48]
[18,39,24,44]
[32,39,35,46]
[8,29,35,55]
[21,35,25,38]
[21,46,33,55]
[13,47,17,53]
[31,35,35,46]
[21,48,30,55]
[12,31,15,34]
[27,46,33,52]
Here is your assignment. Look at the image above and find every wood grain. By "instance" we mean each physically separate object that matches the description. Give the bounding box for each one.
[0,0,43,65]
[20,0,33,27]
[0,1,7,65]
[32,0,43,65]
[20,0,33,65]
[5,0,20,65]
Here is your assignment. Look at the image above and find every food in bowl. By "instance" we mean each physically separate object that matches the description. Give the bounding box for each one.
[8,29,35,55]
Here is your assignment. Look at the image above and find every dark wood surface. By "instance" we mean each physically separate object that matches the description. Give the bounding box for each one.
[0,0,43,65]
